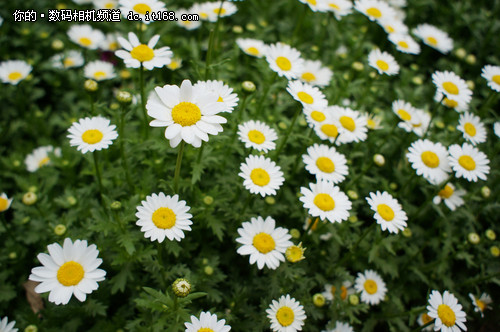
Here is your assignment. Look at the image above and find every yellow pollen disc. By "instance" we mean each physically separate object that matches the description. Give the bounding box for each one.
[397,109,411,121]
[94,71,107,80]
[376,60,389,71]
[248,130,265,144]
[108,42,118,51]
[79,37,92,46]
[364,279,378,294]
[367,119,376,129]
[253,232,275,253]
[82,129,104,144]
[321,124,338,138]
[63,58,75,67]
[314,193,335,211]
[492,75,500,85]
[366,7,382,18]
[105,2,114,9]
[340,285,348,300]
[217,96,223,102]
[301,72,316,82]
[443,98,458,108]
[340,116,356,132]
[475,299,486,311]
[329,3,340,10]
[421,313,433,324]
[458,155,476,171]
[437,304,456,327]
[57,261,84,286]
[385,25,395,33]
[276,56,292,71]
[276,306,295,327]
[377,204,395,221]
[311,111,326,122]
[330,285,336,297]
[308,0,317,5]
[152,207,176,229]
[250,168,270,186]
[213,7,227,15]
[172,102,202,127]
[38,157,50,168]
[438,184,454,199]
[0,198,9,211]
[463,123,476,137]
[426,36,438,46]
[130,44,155,62]
[169,61,179,69]
[200,12,208,19]
[133,3,151,15]
[316,157,335,173]
[198,329,214,332]
[8,72,23,81]
[421,151,440,168]
[398,41,409,49]
[442,81,459,95]
[297,91,314,104]
[285,245,304,262]
[246,47,260,56]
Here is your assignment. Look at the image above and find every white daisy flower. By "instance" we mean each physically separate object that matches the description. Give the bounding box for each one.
[366,113,383,130]
[448,143,490,182]
[366,191,407,234]
[494,122,500,138]
[236,216,292,270]
[426,290,467,332]
[0,193,13,212]
[0,317,17,332]
[67,24,105,50]
[236,38,268,58]
[313,115,341,144]
[115,32,172,70]
[417,313,435,331]
[67,116,118,154]
[176,8,202,30]
[119,0,166,23]
[378,18,408,35]
[147,79,227,148]
[184,311,231,332]
[167,57,182,71]
[205,1,238,22]
[266,294,307,332]
[354,270,387,305]
[334,106,368,144]
[388,33,421,54]
[194,80,239,113]
[457,112,486,145]
[50,51,84,69]
[191,2,215,21]
[432,71,472,106]
[322,321,354,332]
[298,60,333,87]
[322,0,353,19]
[239,155,284,197]
[29,238,106,305]
[413,24,453,54]
[302,144,348,184]
[392,99,417,122]
[304,106,330,128]
[393,101,430,137]
[287,80,328,109]
[406,139,451,184]
[84,60,116,81]
[321,281,353,302]
[354,0,397,22]
[135,193,193,243]
[93,0,118,9]
[432,183,466,211]
[481,65,500,92]
[0,60,32,85]
[265,43,305,80]
[299,180,352,223]
[368,49,400,76]
[238,120,278,153]
[469,293,492,317]
[25,146,62,172]
[100,33,119,51]
[434,91,469,113]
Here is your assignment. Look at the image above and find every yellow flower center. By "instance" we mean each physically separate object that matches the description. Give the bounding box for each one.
[250,168,270,186]
[93,71,107,80]
[438,184,454,199]
[437,304,456,327]
[297,91,314,104]
[253,232,275,253]
[38,157,50,168]
[463,123,476,137]
[133,3,151,15]
[198,329,214,332]
[398,41,409,49]
[442,82,459,95]
[217,96,224,102]
[82,129,104,144]
[0,197,9,212]
[8,72,23,81]
[475,299,486,311]
[316,157,335,173]
[301,72,316,82]
[426,36,438,46]
[276,56,292,71]
[377,204,395,221]
[421,151,440,168]
[168,61,180,70]
[57,261,85,286]
[366,7,382,18]
[492,75,500,85]
[307,0,317,5]
[246,47,260,56]
[385,25,395,33]
[200,12,208,19]
[397,109,411,121]
[443,98,458,108]
[364,279,378,294]
[108,42,118,50]
[63,58,75,67]
[311,111,326,122]
[314,193,335,211]
[329,3,340,10]
[131,44,155,62]
[321,124,338,138]
[79,37,92,46]
[248,130,265,144]
[285,245,305,262]
[376,60,389,71]
[340,116,356,132]
[172,102,202,127]
[421,313,433,324]
[276,306,295,327]
[340,285,348,300]
[151,207,176,229]
[458,155,476,171]
[367,119,376,129]
[213,7,227,15]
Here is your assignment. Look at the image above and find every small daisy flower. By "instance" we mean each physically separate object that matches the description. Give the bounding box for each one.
[84,60,116,81]
[238,120,278,153]
[388,33,421,54]
[469,293,492,317]
[287,80,328,109]
[51,51,84,69]
[115,32,172,70]
[29,238,106,305]
[0,60,32,85]
[67,116,118,154]
[313,116,341,144]
[147,79,227,148]
[432,183,466,211]
[321,281,353,302]
[398,108,431,137]
[119,0,166,23]
[354,0,397,22]
[457,112,487,145]
[100,33,119,51]
[368,49,400,75]
[67,24,105,50]
[406,139,451,184]
[167,57,182,71]
[135,193,192,243]
[236,216,292,270]
[366,113,383,130]
[435,91,469,113]
[323,0,353,19]
[184,311,231,332]
[205,1,238,22]
[432,71,472,105]
[298,60,333,87]
[25,146,61,172]
[299,180,352,223]
[417,313,435,331]
[93,0,118,9]
[481,65,500,92]
[266,294,306,332]
[302,144,348,184]
[413,24,453,54]
[426,290,467,332]
[322,321,354,332]
[0,317,17,332]
[448,143,490,182]
[304,106,330,128]
[378,18,408,35]
[239,155,285,197]
[236,38,268,58]
[176,8,202,30]
[366,191,407,234]
[392,99,417,122]
[266,43,304,80]
[285,242,306,263]
[355,270,387,305]
[0,193,13,212]
[194,80,239,113]
[334,106,368,144]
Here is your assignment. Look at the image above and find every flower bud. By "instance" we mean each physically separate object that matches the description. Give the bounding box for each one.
[352,61,364,71]
[51,40,64,50]
[465,54,476,65]
[242,81,256,92]
[485,229,496,241]
[481,186,490,198]
[285,243,306,263]
[455,48,466,59]
[111,201,122,210]
[373,154,385,167]
[204,266,214,275]
[24,324,38,332]
[289,228,301,239]
[347,190,358,200]
[490,246,500,257]
[172,278,191,297]
[232,25,243,33]
[54,224,67,236]
[349,294,359,305]
[468,232,480,245]
[203,196,214,205]
[312,293,325,307]
[84,79,98,92]
[265,196,275,205]
[23,192,37,205]
[402,228,412,238]
[117,91,132,104]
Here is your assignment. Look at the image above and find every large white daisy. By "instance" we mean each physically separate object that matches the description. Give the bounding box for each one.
[0,60,32,85]
[366,191,407,234]
[286,80,328,109]
[426,290,467,332]
[239,155,285,197]
[481,65,500,92]
[354,270,387,305]
[194,80,239,113]
[406,139,451,184]
[184,311,231,332]
[265,42,304,80]
[238,120,278,153]
[25,145,61,172]
[67,116,118,154]
[432,183,466,211]
[448,143,490,182]
[368,49,400,76]
[432,71,472,106]
[84,60,116,81]
[236,38,268,58]
[457,112,486,146]
[299,180,352,223]
[266,294,307,332]
[413,24,453,54]
[115,32,173,70]
[302,143,348,184]
[67,24,105,50]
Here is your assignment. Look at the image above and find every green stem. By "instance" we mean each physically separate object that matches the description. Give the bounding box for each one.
[231,94,248,144]
[93,151,104,197]
[274,107,301,159]
[255,72,277,117]
[139,63,149,139]
[173,141,186,193]
[119,106,134,192]
[422,97,443,139]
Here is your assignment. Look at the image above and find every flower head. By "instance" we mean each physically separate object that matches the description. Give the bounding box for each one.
[67,116,118,153]
[299,180,352,223]
[481,65,500,92]
[239,155,285,197]
[115,32,173,70]
[448,143,490,182]
[184,311,231,332]
[0,60,32,85]
[238,120,278,153]
[266,294,307,332]
[413,24,453,54]
[25,146,61,172]
[426,290,467,332]
[366,191,407,234]
[368,49,400,75]
[354,269,387,305]
[67,24,105,49]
